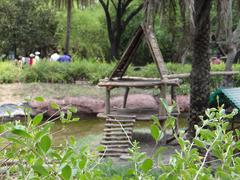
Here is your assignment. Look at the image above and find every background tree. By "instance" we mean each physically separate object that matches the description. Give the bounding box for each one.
[51,0,96,54]
[99,0,144,60]
[215,0,240,86]
[0,0,58,57]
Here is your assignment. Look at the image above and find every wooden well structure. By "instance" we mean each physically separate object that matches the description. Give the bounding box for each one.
[98,22,181,121]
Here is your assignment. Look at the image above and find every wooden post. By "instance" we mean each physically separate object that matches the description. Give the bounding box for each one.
[171,85,177,104]
[159,84,167,117]
[106,88,111,115]
[123,87,130,108]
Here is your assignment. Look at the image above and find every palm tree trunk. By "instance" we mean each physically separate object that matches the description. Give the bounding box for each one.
[65,0,72,54]
[189,0,212,137]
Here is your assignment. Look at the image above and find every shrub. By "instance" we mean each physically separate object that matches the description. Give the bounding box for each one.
[0,60,239,95]
[0,98,239,179]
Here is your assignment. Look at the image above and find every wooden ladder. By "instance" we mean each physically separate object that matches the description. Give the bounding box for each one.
[99,115,136,157]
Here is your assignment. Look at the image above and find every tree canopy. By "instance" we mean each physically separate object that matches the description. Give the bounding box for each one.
[0,0,58,56]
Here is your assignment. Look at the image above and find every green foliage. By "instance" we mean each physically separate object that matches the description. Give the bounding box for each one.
[0,61,240,94]
[0,0,58,55]
[0,97,240,178]
[56,6,108,59]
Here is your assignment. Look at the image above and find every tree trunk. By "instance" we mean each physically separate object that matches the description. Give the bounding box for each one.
[109,40,119,60]
[189,0,211,137]
[223,43,237,87]
[65,0,72,54]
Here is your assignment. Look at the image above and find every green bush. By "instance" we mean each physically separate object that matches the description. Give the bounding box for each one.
[0,98,240,179]
[0,61,239,95]
[0,62,20,83]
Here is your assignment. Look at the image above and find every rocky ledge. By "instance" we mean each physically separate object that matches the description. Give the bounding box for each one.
[29,94,189,117]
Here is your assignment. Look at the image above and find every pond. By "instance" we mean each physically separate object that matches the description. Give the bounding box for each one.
[51,118,153,146]
[51,117,187,146]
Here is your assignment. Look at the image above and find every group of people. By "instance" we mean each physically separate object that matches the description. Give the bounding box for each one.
[50,50,71,63]
[15,50,72,68]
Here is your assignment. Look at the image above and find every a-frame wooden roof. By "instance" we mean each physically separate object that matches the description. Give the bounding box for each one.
[109,24,168,80]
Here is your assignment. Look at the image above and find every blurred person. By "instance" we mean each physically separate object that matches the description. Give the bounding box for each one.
[35,51,41,62]
[58,52,71,63]
[50,50,60,61]
[29,53,36,66]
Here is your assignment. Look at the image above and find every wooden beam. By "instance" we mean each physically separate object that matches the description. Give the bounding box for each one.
[109,26,144,79]
[98,79,180,87]
[159,85,167,117]
[163,71,239,79]
[123,87,130,108]
[142,24,168,78]
[105,88,111,115]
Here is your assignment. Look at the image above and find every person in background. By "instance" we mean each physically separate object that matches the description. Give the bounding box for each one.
[35,51,41,62]
[58,52,71,63]
[15,56,23,68]
[50,50,60,62]
[29,53,36,66]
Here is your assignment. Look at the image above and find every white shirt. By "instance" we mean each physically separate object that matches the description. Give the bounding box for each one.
[50,53,60,61]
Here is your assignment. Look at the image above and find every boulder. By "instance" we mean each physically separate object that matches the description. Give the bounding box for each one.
[29,96,104,116]
[28,94,189,117]
[110,94,159,109]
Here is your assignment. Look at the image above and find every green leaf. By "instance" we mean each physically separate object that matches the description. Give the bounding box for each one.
[96,145,105,152]
[49,152,62,160]
[150,124,160,143]
[6,137,26,145]
[69,106,77,113]
[193,139,205,148]
[164,117,175,129]
[151,115,160,126]
[34,97,45,102]
[79,156,87,169]
[140,159,153,173]
[39,135,51,153]
[61,165,72,180]
[61,149,73,164]
[32,114,43,126]
[11,128,31,138]
[50,102,60,110]
[0,125,5,134]
[69,136,75,146]
[67,110,72,120]
[32,164,49,176]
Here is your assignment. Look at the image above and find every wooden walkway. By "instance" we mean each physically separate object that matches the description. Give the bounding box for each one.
[99,115,136,157]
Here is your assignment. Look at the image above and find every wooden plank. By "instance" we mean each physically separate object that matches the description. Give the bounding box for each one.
[106,119,136,123]
[105,123,134,127]
[104,128,133,132]
[105,89,111,114]
[103,144,129,148]
[98,79,180,87]
[171,85,177,102]
[107,114,136,119]
[159,85,167,117]
[99,153,122,157]
[142,24,168,78]
[103,136,130,140]
[109,26,144,79]
[104,132,132,136]
[101,140,130,144]
[123,87,130,108]
[163,71,239,79]
[101,148,129,153]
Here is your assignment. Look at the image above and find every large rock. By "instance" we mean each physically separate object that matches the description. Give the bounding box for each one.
[29,96,104,116]
[29,94,189,117]
[110,94,159,109]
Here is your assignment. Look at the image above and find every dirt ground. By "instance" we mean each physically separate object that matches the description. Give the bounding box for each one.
[0,83,153,105]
